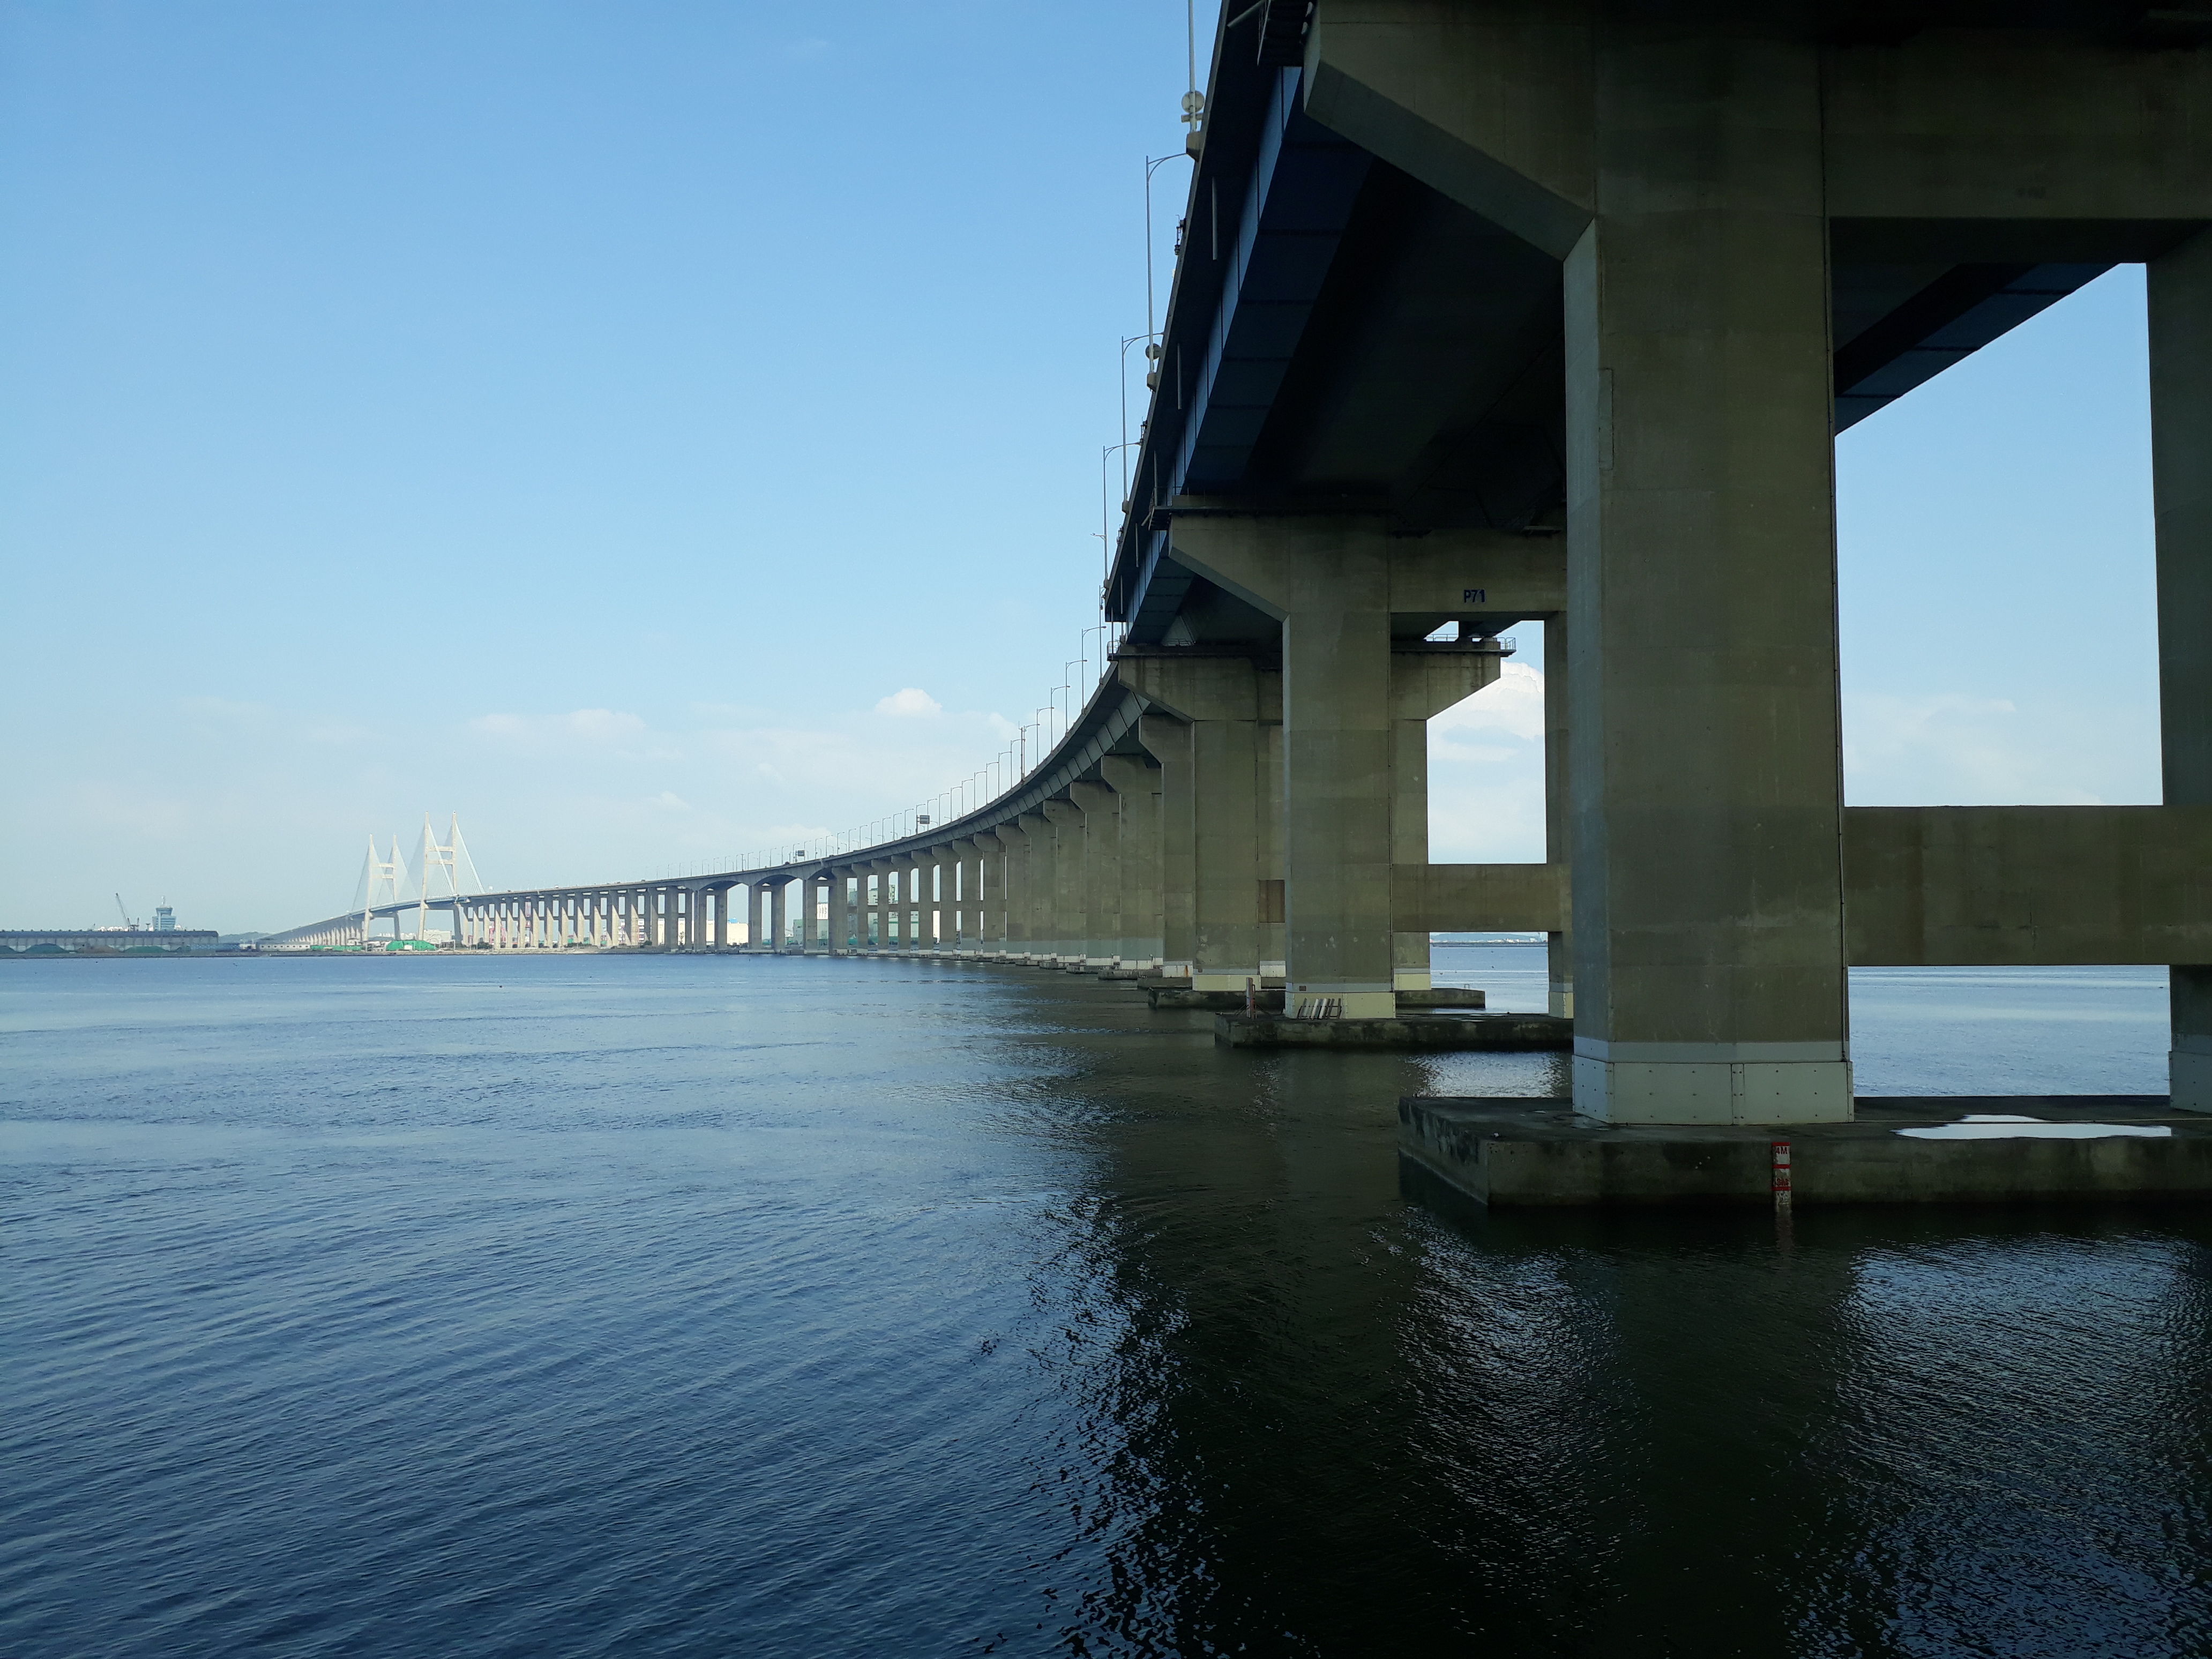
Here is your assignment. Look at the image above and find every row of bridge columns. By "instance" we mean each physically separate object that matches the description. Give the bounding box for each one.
[427,629,1516,1006]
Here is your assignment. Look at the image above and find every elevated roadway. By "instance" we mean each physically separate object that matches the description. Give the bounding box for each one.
[267,2,2212,1122]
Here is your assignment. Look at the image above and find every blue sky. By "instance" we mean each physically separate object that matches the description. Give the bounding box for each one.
[0,3,2164,931]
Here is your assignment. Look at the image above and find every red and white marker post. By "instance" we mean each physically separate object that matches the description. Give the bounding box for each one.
[1772,1140,1793,1212]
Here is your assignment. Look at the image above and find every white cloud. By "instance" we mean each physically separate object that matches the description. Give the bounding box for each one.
[1842,690,2153,806]
[875,687,943,717]
[466,708,661,754]
[1426,664,1547,863]
[1432,661,1544,742]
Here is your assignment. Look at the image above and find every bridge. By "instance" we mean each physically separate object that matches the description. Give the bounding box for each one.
[265,1,2212,1124]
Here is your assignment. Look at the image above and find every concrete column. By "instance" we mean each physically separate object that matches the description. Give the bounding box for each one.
[1266,530,1396,1017]
[1390,661,1432,993]
[995,822,1029,960]
[1194,713,1262,992]
[766,879,785,953]
[968,836,997,956]
[1546,616,1573,1016]
[951,845,969,954]
[2153,225,2212,1111]
[1136,662,1270,995]
[1138,713,1196,979]
[938,850,955,952]
[972,842,991,956]
[1041,799,1087,970]
[1564,34,1848,1123]
[1070,779,1120,970]
[978,835,998,956]
[1018,811,1056,963]
[1389,641,1509,992]
[924,853,945,952]
[827,871,848,954]
[1101,754,1162,969]
[1259,677,1286,983]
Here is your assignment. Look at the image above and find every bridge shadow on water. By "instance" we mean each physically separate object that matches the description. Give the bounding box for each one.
[997,979,2204,1656]
[843,957,2212,1658]
[3,953,2207,1658]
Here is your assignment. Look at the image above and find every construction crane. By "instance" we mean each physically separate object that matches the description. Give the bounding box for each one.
[114,893,138,931]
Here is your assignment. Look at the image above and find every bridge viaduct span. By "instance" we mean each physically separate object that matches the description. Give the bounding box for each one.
[274,2,2212,1123]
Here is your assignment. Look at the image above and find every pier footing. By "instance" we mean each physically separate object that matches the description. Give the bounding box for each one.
[1215,1011,1561,1049]
[1401,1095,2212,1208]
[1155,988,1492,1014]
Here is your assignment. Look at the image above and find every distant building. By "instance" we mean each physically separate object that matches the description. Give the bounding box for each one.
[154,906,177,932]
[2,929,220,954]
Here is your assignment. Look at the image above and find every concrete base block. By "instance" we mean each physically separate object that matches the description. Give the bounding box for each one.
[1215,1012,1572,1050]
[1395,988,1488,1011]
[1401,1095,2212,1207]
[1149,987,1491,1013]
[2174,1047,2212,1113]
[1573,1055,1855,1125]
[1152,987,1284,1012]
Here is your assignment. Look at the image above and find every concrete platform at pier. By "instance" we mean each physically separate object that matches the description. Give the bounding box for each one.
[1151,985,1489,1013]
[1215,1011,1565,1049]
[1400,1095,2212,1208]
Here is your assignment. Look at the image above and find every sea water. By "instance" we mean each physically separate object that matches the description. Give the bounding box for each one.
[3,951,2206,1656]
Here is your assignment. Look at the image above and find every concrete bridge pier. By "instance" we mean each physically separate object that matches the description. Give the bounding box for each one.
[1071,779,1122,971]
[988,834,1007,956]
[1041,798,1086,969]
[995,823,1028,962]
[1100,755,1163,971]
[1012,811,1047,963]
[1124,656,1267,995]
[1563,32,1850,1125]
[767,879,787,954]
[954,841,975,956]
[1391,634,1510,995]
[1137,712,1198,981]
[925,854,945,952]
[933,850,954,954]
[913,856,933,954]
[2155,226,2212,1110]
[1544,615,1573,1020]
